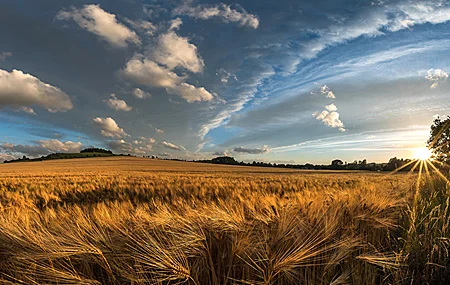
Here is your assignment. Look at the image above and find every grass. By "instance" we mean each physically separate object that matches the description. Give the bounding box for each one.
[0,157,448,284]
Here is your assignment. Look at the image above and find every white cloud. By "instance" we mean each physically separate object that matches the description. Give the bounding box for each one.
[124,18,156,35]
[133,88,152,99]
[314,109,346,132]
[0,52,12,61]
[169,17,183,31]
[234,145,269,154]
[18,106,36,115]
[104,94,132,111]
[216,68,238,83]
[93,117,128,138]
[0,69,73,112]
[169,82,214,103]
[325,103,337,112]
[320,85,336,98]
[161,141,182,151]
[122,56,214,103]
[302,2,450,61]
[1,139,83,157]
[152,30,204,73]
[213,151,228,156]
[173,2,259,29]
[0,153,15,162]
[108,138,154,155]
[56,4,140,48]
[135,137,156,144]
[39,139,83,153]
[425,68,448,88]
[389,3,450,32]
[155,128,164,134]
[122,56,182,88]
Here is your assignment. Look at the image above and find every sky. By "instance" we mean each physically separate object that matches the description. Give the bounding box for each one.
[0,0,449,164]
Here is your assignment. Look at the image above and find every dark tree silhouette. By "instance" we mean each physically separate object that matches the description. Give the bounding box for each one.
[80,148,113,154]
[331,159,344,166]
[427,116,450,163]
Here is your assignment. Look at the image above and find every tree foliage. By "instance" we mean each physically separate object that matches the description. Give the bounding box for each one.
[80,148,113,154]
[427,116,450,163]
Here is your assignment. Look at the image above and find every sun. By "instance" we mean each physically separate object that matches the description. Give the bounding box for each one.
[413,147,432,161]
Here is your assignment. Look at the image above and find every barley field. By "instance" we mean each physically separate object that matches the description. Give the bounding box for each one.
[0,157,448,284]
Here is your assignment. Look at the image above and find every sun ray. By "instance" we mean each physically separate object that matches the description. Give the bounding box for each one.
[413,160,424,207]
[426,160,450,185]
[423,158,434,192]
[408,160,421,175]
[386,159,418,176]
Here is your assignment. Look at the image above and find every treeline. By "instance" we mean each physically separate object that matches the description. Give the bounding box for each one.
[195,156,438,172]
[3,148,116,163]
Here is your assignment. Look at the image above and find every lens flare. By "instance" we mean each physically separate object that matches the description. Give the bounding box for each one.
[413,147,432,161]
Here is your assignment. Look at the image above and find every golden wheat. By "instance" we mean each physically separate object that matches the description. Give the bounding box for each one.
[0,157,448,284]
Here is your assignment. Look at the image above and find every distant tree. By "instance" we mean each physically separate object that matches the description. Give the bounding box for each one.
[331,159,344,166]
[80,148,113,154]
[212,156,238,164]
[428,116,450,163]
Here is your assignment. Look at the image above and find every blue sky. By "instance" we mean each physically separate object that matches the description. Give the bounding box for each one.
[1,0,449,164]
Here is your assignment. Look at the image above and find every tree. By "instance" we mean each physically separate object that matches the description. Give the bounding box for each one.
[427,116,450,163]
[331,159,343,166]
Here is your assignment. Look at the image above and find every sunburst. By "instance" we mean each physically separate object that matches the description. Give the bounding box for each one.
[412,147,432,161]
[387,147,449,202]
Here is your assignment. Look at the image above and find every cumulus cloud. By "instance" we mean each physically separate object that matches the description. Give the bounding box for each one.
[155,128,164,134]
[0,69,73,112]
[152,29,204,73]
[135,137,156,144]
[325,103,337,112]
[233,145,269,154]
[313,107,346,132]
[173,2,259,29]
[104,94,132,111]
[122,56,214,102]
[320,85,336,98]
[169,83,214,102]
[0,52,12,61]
[39,139,83,153]
[133,88,152,99]
[213,151,228,156]
[0,153,15,162]
[425,69,448,88]
[161,141,182,151]
[108,138,154,155]
[56,4,140,48]
[122,56,182,88]
[1,139,83,157]
[93,117,128,138]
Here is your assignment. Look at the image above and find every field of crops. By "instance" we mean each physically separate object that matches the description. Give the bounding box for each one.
[0,157,449,284]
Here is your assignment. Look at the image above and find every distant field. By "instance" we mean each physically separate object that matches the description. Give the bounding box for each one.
[0,156,371,174]
[0,157,448,284]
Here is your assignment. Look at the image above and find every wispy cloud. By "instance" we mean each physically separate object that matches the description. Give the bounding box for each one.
[173,2,259,29]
